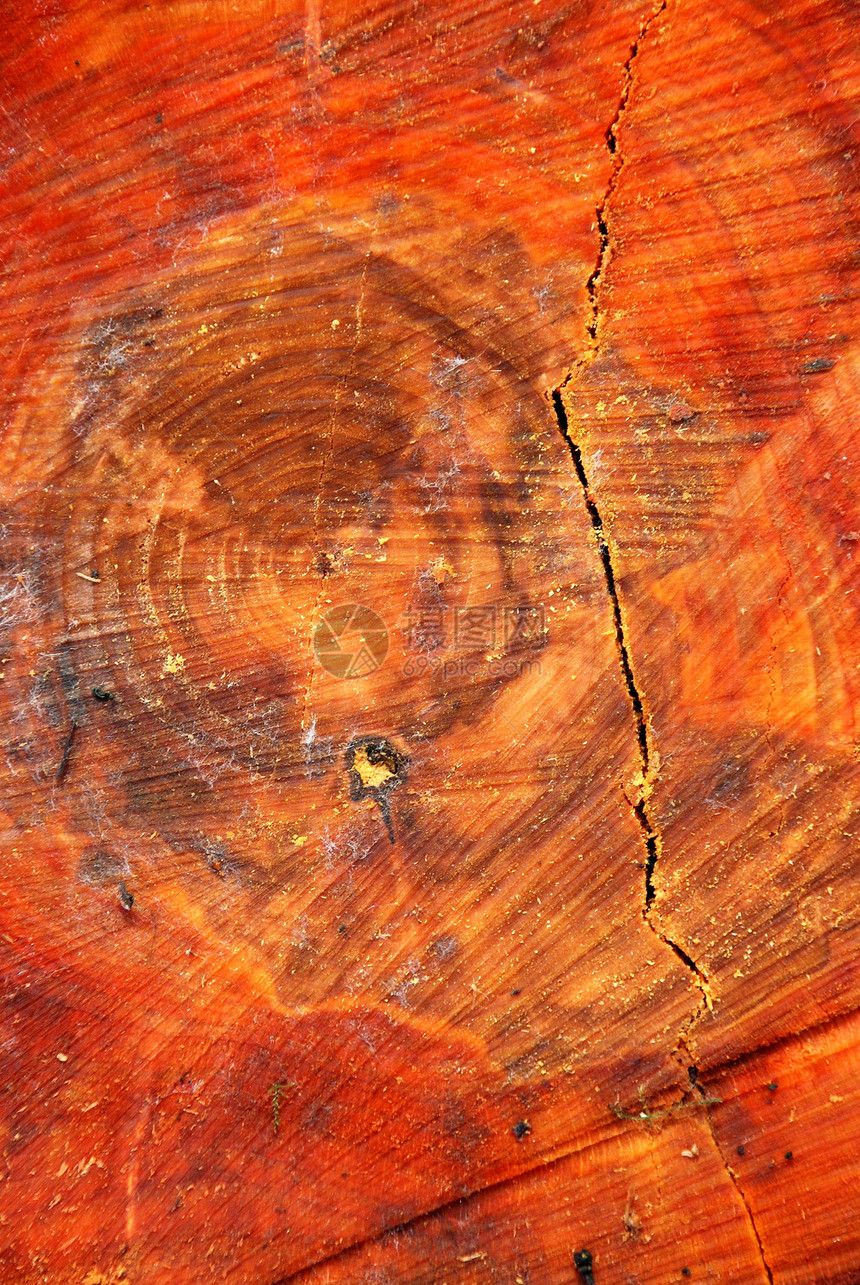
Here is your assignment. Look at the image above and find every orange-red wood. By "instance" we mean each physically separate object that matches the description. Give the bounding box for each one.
[563,0,860,1070]
[294,1008,860,1285]
[0,1,858,1282]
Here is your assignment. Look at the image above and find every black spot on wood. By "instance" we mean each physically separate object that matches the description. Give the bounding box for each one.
[800,357,835,374]
[574,1248,595,1284]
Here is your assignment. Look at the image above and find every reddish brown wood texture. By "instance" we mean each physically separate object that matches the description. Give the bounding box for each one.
[0,1,858,1282]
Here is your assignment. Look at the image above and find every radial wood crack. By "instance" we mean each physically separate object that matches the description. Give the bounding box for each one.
[579,0,668,358]
[698,1088,776,1285]
[550,0,713,1020]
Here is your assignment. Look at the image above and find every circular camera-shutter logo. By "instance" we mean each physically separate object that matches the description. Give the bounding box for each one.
[313,604,389,679]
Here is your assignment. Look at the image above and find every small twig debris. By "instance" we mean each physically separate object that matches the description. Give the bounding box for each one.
[56,720,77,782]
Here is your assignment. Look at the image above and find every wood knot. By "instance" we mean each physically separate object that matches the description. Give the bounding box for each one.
[345,736,408,844]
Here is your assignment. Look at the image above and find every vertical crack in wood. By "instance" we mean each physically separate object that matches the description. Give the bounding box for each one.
[697,1086,776,1284]
[580,0,668,358]
[550,0,714,1020]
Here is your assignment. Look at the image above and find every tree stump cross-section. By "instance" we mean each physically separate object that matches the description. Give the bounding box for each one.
[0,1,859,1282]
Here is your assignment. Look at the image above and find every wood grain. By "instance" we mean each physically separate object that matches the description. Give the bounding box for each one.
[0,0,857,1282]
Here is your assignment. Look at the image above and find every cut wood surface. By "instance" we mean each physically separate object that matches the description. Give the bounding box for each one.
[0,0,858,1282]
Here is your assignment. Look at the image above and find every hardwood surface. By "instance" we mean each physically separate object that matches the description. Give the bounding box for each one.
[0,1,858,1281]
